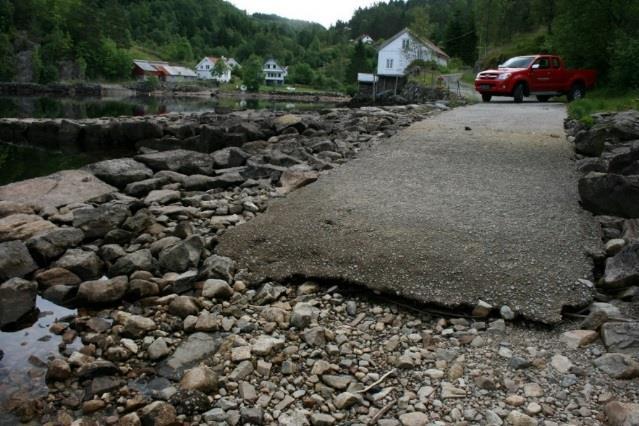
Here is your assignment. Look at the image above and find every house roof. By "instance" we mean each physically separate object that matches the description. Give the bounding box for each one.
[133,60,169,72]
[377,28,450,59]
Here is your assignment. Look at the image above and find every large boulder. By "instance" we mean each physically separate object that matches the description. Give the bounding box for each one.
[0,213,57,242]
[83,158,154,188]
[574,110,639,157]
[124,177,170,197]
[119,120,163,142]
[0,170,117,210]
[26,227,84,262]
[72,203,130,239]
[604,242,639,289]
[211,147,250,169]
[159,236,204,273]
[183,173,245,191]
[0,201,34,218]
[77,276,128,304]
[0,278,37,327]
[593,353,639,379]
[273,114,306,133]
[135,149,214,175]
[53,248,104,280]
[578,173,639,218]
[605,401,639,426]
[0,240,37,281]
[108,249,156,277]
[601,322,639,355]
[606,141,639,175]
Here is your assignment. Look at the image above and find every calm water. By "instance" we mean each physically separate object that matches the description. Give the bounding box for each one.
[0,95,334,185]
[0,95,332,119]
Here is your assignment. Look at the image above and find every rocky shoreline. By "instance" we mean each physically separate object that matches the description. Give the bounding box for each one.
[0,105,637,425]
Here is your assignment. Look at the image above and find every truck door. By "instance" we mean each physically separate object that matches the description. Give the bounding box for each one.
[549,57,568,91]
[530,57,552,92]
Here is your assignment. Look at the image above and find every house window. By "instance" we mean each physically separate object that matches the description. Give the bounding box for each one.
[402,39,410,49]
[386,59,394,69]
[206,65,209,70]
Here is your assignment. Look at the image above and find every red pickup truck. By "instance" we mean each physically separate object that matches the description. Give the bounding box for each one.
[474,55,597,103]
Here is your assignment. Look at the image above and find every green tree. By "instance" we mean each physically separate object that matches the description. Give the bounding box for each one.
[346,40,369,83]
[289,62,314,85]
[212,59,229,80]
[242,55,263,92]
[0,33,15,80]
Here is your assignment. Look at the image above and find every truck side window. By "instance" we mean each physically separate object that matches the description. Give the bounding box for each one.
[535,58,549,69]
[552,58,560,68]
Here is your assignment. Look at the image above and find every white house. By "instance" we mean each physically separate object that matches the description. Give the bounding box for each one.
[263,58,288,85]
[376,28,449,77]
[355,34,374,45]
[195,56,240,83]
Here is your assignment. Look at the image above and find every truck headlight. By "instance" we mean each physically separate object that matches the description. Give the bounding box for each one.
[498,73,512,80]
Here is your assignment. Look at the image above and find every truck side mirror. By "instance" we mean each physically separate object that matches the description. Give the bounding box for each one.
[532,63,540,70]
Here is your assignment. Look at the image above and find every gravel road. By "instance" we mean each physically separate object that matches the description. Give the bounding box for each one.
[218,102,600,323]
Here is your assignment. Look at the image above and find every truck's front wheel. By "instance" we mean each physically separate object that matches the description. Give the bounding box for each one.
[513,83,525,103]
[567,83,585,102]
[482,94,492,102]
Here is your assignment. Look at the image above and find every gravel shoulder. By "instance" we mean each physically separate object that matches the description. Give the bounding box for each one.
[218,102,600,323]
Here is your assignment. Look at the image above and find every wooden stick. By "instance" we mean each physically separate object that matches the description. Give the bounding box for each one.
[368,400,396,425]
[358,369,397,394]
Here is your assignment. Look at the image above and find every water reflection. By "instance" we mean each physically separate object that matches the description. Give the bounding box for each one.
[0,95,332,119]
[0,297,78,422]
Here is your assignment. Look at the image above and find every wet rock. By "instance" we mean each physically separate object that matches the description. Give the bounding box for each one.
[605,401,639,426]
[578,173,639,218]
[87,376,122,396]
[108,249,155,276]
[157,332,225,380]
[158,236,204,273]
[72,203,130,239]
[77,276,128,304]
[0,240,37,281]
[43,284,77,305]
[180,365,218,392]
[53,248,104,280]
[84,158,153,188]
[601,322,639,354]
[202,279,233,299]
[200,255,235,282]
[0,277,36,327]
[169,389,210,415]
[139,401,177,426]
[603,242,639,289]
[26,227,84,262]
[593,353,639,379]
[136,149,214,175]
[45,358,72,382]
[77,359,119,379]
[0,213,57,242]
[82,399,106,414]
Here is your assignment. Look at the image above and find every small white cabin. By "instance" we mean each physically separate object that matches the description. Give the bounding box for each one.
[263,59,287,85]
[377,28,449,77]
[196,57,239,83]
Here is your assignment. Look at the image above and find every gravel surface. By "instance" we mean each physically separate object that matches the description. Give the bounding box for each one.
[218,102,600,323]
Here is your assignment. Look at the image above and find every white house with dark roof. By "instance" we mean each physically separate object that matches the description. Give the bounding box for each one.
[195,56,240,83]
[263,58,288,85]
[376,28,449,77]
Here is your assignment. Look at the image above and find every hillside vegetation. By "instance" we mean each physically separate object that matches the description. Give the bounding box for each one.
[0,0,636,93]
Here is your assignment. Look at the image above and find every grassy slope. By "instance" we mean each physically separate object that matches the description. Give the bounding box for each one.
[568,89,639,123]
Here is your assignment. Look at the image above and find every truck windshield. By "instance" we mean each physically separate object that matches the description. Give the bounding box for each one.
[500,56,535,68]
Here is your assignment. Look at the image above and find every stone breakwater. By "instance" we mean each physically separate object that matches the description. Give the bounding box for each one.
[0,104,636,425]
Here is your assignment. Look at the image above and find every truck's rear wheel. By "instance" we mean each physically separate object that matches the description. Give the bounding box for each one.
[567,83,585,102]
[482,94,492,102]
[536,95,551,102]
[513,83,525,103]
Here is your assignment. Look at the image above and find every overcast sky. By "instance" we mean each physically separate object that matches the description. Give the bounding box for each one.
[227,0,379,28]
